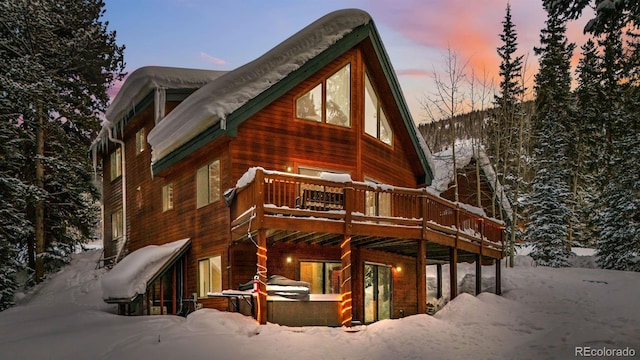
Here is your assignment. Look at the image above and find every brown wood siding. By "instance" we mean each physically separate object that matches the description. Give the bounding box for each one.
[359,248,418,319]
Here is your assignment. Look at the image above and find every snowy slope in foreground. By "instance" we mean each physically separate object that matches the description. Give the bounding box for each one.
[0,251,638,360]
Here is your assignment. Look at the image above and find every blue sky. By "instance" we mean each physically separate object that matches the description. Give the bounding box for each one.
[103,0,590,123]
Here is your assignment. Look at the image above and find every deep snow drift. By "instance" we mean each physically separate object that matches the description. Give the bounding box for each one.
[0,250,638,360]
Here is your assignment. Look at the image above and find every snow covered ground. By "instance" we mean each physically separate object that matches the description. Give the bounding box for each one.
[1,249,638,360]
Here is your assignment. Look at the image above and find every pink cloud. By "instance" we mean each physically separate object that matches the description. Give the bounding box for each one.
[396,69,432,78]
[200,52,226,65]
[368,0,559,84]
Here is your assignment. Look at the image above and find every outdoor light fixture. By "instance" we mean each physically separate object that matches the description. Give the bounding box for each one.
[395,265,402,273]
[286,256,292,263]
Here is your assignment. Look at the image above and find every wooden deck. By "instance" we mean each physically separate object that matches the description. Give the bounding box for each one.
[228,168,505,325]
[230,168,505,260]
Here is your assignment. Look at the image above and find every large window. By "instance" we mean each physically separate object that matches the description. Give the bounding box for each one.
[196,159,221,208]
[364,74,393,146]
[110,147,122,181]
[162,183,174,212]
[111,209,123,240]
[296,63,351,127]
[198,256,222,297]
[300,261,341,294]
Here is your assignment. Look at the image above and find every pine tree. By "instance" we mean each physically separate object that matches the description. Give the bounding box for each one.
[491,3,528,266]
[526,7,576,267]
[0,116,31,310]
[0,0,124,282]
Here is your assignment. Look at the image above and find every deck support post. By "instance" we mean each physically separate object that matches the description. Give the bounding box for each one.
[495,258,502,295]
[340,187,354,327]
[449,247,458,300]
[436,263,443,299]
[475,254,482,296]
[172,265,177,314]
[417,240,427,314]
[256,229,268,324]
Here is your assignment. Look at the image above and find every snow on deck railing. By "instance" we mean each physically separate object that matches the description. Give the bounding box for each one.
[229,168,504,248]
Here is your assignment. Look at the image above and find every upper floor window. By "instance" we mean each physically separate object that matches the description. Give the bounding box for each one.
[110,147,122,181]
[136,128,145,154]
[162,182,174,212]
[364,73,393,146]
[296,63,351,127]
[197,159,221,208]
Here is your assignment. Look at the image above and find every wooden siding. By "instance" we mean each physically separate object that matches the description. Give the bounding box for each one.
[229,44,424,187]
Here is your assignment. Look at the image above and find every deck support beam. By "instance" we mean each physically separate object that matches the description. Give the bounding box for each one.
[495,259,502,295]
[475,254,482,295]
[340,187,354,327]
[449,247,458,300]
[436,263,443,299]
[256,229,268,324]
[417,240,427,314]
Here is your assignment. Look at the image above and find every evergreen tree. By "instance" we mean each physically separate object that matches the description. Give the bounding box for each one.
[526,7,576,267]
[573,40,604,247]
[0,0,125,282]
[491,3,528,266]
[0,116,31,310]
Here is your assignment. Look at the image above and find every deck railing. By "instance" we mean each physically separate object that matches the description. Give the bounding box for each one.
[230,168,504,251]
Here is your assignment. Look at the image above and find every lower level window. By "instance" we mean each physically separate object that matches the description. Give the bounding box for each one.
[300,261,341,294]
[198,256,222,297]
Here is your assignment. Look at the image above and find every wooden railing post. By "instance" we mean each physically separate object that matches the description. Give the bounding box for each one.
[476,218,484,296]
[340,186,354,327]
[254,168,265,229]
[420,193,428,240]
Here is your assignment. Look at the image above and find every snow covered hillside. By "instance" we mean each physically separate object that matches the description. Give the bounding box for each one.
[0,250,638,360]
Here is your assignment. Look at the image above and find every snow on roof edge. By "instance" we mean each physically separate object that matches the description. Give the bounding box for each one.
[147,8,372,164]
[105,66,227,123]
[101,238,191,302]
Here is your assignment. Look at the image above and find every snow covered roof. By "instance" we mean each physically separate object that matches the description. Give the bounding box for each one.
[429,140,512,221]
[101,238,190,302]
[106,66,227,124]
[146,9,371,163]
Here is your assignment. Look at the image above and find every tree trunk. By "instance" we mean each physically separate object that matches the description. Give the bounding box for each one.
[35,110,45,283]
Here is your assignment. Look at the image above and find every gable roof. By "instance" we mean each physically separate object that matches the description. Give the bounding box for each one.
[429,140,512,222]
[115,9,434,183]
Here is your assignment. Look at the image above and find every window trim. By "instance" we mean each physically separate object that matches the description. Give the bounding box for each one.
[111,208,123,240]
[197,255,222,298]
[299,260,341,294]
[135,128,145,154]
[364,72,394,147]
[162,182,174,212]
[110,147,122,181]
[196,159,221,209]
[295,62,352,128]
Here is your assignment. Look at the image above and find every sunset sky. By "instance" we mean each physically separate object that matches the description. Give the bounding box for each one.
[103,0,593,123]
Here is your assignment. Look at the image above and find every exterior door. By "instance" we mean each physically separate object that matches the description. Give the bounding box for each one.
[364,263,392,323]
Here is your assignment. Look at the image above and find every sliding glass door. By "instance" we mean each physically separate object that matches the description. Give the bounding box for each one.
[364,263,392,323]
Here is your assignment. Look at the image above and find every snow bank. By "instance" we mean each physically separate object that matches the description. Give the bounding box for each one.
[101,239,190,301]
[147,9,371,163]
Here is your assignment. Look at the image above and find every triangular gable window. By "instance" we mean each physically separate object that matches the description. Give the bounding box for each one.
[295,63,351,128]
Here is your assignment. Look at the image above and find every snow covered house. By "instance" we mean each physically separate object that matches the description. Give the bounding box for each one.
[429,141,513,225]
[92,9,504,326]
